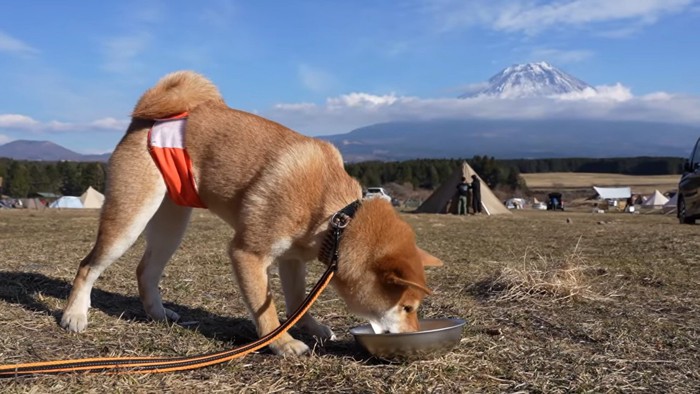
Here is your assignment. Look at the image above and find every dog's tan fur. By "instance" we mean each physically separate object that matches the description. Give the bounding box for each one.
[61,71,442,355]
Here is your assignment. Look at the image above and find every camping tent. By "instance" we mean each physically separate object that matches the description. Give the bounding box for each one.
[662,193,677,214]
[642,190,669,208]
[414,161,511,215]
[80,186,105,209]
[593,186,632,200]
[49,196,84,209]
[19,198,46,209]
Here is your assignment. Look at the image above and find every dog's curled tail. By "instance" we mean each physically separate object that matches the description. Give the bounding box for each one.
[132,70,224,119]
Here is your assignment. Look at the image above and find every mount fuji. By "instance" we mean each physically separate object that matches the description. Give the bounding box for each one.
[318,62,699,161]
[460,62,595,99]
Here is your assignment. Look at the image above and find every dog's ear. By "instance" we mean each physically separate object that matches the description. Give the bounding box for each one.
[385,272,432,295]
[417,247,443,267]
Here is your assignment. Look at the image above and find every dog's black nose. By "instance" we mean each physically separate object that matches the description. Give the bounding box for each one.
[383,330,390,334]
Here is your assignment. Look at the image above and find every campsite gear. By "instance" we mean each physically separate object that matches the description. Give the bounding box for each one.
[0,202,358,377]
[546,192,564,211]
[415,161,510,215]
[350,318,466,361]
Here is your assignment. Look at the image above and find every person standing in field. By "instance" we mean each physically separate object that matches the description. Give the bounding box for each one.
[471,175,482,214]
[456,177,470,215]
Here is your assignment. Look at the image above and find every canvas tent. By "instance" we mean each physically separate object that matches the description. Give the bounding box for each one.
[642,190,669,208]
[49,196,84,209]
[662,193,677,214]
[415,161,511,215]
[593,186,631,200]
[80,186,105,209]
[19,198,46,209]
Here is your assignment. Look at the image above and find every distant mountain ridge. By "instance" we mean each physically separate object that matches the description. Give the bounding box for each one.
[461,62,595,98]
[0,140,110,162]
[321,118,699,162]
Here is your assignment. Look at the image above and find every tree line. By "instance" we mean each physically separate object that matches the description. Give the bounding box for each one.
[345,156,684,190]
[345,156,524,190]
[0,156,685,198]
[501,156,686,175]
[0,158,106,198]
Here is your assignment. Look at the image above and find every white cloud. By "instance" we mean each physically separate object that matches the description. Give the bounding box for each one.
[0,31,39,55]
[423,0,695,35]
[0,114,128,134]
[274,102,317,111]
[557,83,633,101]
[0,114,40,128]
[641,92,673,101]
[327,93,403,108]
[264,85,700,136]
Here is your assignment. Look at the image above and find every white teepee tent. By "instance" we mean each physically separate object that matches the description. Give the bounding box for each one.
[80,186,105,209]
[642,190,669,208]
[662,193,677,213]
[414,161,510,215]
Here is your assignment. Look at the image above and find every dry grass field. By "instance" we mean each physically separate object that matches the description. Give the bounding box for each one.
[1,208,698,393]
[521,172,679,195]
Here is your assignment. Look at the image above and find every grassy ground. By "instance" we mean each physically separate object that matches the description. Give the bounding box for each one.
[1,208,698,393]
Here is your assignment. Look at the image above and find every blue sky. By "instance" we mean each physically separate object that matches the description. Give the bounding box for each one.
[1,0,699,154]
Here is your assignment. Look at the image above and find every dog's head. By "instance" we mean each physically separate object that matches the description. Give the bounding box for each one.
[332,199,443,334]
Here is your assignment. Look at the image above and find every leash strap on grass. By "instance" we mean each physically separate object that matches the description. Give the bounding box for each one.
[0,268,335,377]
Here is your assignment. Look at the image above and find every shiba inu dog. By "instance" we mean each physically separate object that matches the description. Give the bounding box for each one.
[60,71,442,356]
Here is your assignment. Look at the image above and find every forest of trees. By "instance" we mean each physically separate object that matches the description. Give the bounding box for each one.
[501,156,686,175]
[0,158,106,198]
[345,156,524,191]
[345,156,684,191]
[0,156,685,198]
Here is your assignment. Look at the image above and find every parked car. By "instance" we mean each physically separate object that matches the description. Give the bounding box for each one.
[546,192,565,211]
[677,137,700,224]
[363,187,392,202]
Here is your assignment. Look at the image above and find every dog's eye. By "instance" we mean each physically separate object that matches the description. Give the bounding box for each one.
[403,305,414,313]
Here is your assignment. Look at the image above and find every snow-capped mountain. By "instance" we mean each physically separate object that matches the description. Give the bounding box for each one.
[460,62,595,99]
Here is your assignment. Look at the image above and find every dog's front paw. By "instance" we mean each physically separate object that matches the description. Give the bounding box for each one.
[298,320,337,341]
[145,305,181,323]
[61,311,88,333]
[164,308,181,322]
[269,337,310,356]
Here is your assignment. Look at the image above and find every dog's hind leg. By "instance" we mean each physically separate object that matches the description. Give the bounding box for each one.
[279,259,336,341]
[137,197,192,323]
[61,127,167,333]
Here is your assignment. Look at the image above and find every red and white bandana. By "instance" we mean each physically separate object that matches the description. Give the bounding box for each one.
[147,113,207,208]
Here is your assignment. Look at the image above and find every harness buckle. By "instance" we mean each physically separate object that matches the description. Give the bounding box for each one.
[330,212,351,229]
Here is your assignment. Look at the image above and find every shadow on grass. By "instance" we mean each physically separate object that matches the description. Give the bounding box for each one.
[463,277,506,301]
[0,270,375,360]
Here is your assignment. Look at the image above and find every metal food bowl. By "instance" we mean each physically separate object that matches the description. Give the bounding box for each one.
[349,318,466,361]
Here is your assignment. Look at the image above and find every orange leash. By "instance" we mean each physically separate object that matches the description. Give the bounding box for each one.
[0,269,334,377]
